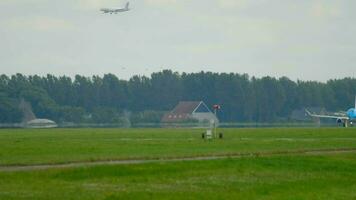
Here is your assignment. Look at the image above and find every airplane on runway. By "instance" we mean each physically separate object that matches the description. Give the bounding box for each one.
[100,2,130,14]
[305,96,356,127]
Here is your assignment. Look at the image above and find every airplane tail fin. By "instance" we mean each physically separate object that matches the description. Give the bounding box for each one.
[305,109,312,117]
[125,2,130,9]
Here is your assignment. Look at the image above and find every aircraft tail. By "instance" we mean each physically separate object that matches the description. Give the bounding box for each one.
[125,2,130,9]
[305,109,312,117]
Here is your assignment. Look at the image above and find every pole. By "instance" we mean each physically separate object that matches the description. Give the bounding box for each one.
[214,109,217,139]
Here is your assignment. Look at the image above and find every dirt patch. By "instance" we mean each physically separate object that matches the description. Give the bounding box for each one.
[1,148,355,172]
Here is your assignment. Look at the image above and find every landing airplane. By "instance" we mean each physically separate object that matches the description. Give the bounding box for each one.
[306,96,356,127]
[100,2,130,14]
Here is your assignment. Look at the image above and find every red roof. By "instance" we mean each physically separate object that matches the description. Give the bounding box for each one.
[161,101,201,123]
[171,101,201,114]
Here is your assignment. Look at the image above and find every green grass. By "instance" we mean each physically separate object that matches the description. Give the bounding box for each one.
[1,154,356,199]
[1,128,356,199]
[0,128,356,165]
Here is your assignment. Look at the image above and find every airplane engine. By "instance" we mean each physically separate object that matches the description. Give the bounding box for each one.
[336,118,343,124]
[336,118,344,127]
[336,118,348,127]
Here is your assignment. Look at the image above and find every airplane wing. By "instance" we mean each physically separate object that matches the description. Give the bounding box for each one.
[305,109,349,120]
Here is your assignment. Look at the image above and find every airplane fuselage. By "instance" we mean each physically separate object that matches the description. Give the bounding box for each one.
[100,8,129,13]
[101,2,130,14]
[347,108,356,120]
[306,96,356,127]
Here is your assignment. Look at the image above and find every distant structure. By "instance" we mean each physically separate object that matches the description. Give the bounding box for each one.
[161,101,219,125]
[26,119,57,128]
[19,99,36,122]
[19,99,57,128]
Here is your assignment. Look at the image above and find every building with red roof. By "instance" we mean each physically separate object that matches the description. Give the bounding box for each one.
[161,101,219,125]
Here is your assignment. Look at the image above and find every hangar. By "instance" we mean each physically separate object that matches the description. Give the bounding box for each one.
[26,119,58,128]
[19,99,57,128]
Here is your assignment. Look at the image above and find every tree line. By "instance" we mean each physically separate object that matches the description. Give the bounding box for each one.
[0,71,355,124]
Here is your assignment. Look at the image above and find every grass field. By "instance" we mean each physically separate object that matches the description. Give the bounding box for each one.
[0,128,356,199]
[1,128,356,166]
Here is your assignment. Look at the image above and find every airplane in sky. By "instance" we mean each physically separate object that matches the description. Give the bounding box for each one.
[306,96,356,127]
[100,2,130,14]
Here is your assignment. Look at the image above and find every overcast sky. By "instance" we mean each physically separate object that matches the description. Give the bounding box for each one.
[0,0,355,81]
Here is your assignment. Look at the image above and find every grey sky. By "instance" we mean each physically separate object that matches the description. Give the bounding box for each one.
[0,0,355,81]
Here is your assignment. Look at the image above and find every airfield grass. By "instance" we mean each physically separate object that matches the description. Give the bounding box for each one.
[1,128,356,199]
[0,128,356,165]
[1,154,356,199]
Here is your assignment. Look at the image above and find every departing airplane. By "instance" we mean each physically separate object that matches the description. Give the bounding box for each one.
[305,96,356,127]
[100,2,130,14]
